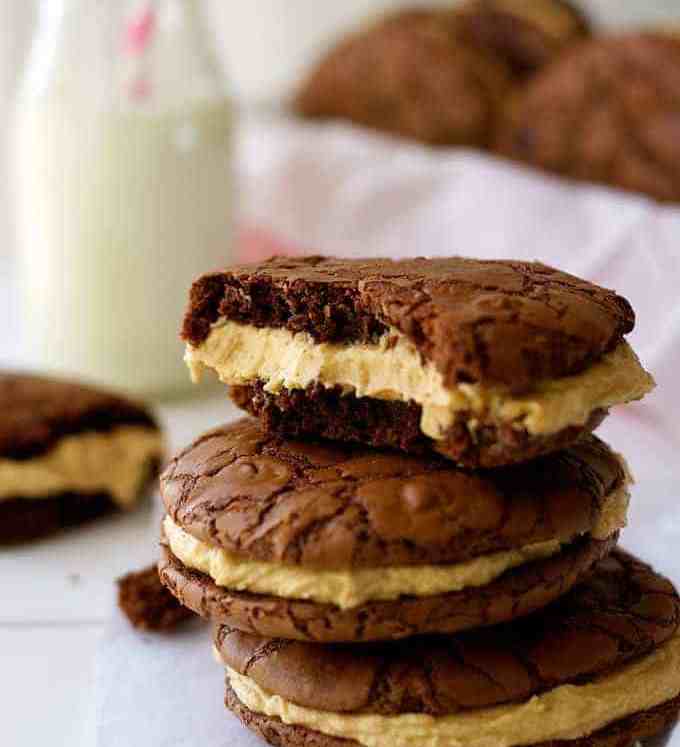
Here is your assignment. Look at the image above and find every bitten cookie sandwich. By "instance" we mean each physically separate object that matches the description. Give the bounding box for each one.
[217,551,680,747]
[294,8,511,148]
[497,33,680,203]
[457,0,591,78]
[159,419,628,642]
[0,373,163,543]
[182,256,653,468]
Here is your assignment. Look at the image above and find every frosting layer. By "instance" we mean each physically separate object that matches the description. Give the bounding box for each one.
[0,426,163,508]
[185,321,654,440]
[163,481,626,609]
[227,630,680,747]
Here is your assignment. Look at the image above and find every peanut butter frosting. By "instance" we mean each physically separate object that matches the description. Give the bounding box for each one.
[227,629,680,747]
[0,426,163,508]
[185,321,654,441]
[163,482,626,609]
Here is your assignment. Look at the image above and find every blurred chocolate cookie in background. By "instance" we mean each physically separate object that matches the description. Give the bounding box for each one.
[0,373,163,543]
[294,8,511,148]
[496,33,680,203]
[456,0,591,78]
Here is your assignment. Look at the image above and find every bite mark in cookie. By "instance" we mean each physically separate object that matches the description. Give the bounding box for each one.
[231,383,610,468]
[187,320,650,448]
[182,257,651,467]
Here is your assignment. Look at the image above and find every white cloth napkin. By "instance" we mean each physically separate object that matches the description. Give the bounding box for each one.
[95,114,680,745]
[94,615,259,747]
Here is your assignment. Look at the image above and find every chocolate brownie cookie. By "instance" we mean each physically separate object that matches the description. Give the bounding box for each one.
[158,419,627,642]
[497,33,680,203]
[0,373,163,543]
[294,8,511,148]
[182,256,653,468]
[457,0,591,78]
[219,552,680,747]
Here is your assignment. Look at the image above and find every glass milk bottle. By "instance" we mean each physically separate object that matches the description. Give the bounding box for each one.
[12,0,234,397]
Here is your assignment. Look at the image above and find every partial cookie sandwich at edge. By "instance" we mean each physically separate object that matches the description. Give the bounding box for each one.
[182,256,654,468]
[217,551,680,747]
[159,419,628,642]
[0,373,163,543]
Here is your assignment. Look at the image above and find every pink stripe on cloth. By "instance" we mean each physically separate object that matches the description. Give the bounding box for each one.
[236,226,304,263]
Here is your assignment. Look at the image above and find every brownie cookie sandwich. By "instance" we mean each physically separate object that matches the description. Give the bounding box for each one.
[294,8,511,148]
[457,0,591,79]
[217,551,680,747]
[182,256,653,468]
[0,373,163,543]
[159,419,629,643]
[497,33,680,203]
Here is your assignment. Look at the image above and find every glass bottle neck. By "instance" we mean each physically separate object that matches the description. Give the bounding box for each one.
[26,0,225,110]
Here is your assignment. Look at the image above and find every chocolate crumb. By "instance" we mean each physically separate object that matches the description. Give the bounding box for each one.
[118,564,195,632]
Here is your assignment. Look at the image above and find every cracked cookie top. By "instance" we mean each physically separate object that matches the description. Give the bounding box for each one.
[181,256,635,392]
[215,551,680,715]
[160,418,626,569]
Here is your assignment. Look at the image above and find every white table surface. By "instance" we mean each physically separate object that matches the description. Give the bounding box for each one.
[0,254,240,747]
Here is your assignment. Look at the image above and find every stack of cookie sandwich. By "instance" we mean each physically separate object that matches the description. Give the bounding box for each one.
[160,257,680,747]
